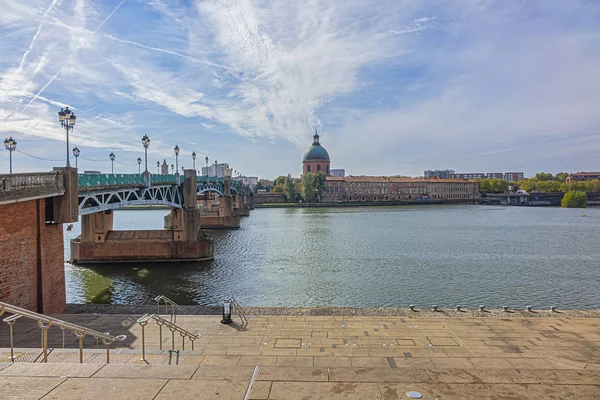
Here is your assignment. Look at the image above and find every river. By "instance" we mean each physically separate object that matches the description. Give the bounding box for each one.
[63,205,600,309]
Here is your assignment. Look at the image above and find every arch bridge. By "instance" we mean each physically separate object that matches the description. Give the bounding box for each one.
[77,173,249,215]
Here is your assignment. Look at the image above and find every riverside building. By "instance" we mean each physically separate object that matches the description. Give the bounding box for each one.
[301,132,479,203]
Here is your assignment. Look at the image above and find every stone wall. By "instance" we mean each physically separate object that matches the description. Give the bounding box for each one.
[254,192,286,204]
[0,199,66,313]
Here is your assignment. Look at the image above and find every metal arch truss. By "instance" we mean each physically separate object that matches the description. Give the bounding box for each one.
[196,181,224,196]
[78,185,183,215]
[195,181,248,196]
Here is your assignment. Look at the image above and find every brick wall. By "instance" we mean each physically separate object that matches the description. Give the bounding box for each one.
[0,199,66,313]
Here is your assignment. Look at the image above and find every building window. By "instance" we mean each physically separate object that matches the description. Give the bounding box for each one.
[326,165,329,174]
[317,165,321,172]
[307,165,311,172]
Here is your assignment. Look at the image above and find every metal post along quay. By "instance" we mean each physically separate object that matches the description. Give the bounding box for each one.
[192,151,196,172]
[58,107,76,167]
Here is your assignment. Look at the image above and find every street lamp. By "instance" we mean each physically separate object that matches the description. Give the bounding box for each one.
[3,137,17,174]
[137,157,142,173]
[171,164,174,174]
[141,134,150,172]
[109,152,115,174]
[173,145,180,174]
[192,151,196,171]
[157,161,160,174]
[58,107,76,167]
[205,156,209,180]
[72,147,80,169]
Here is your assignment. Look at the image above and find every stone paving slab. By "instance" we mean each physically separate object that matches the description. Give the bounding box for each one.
[0,377,66,400]
[42,377,167,400]
[0,314,598,398]
[93,364,198,380]
[0,362,102,377]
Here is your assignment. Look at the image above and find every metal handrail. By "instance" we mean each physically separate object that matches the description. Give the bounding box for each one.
[227,296,248,329]
[136,314,200,361]
[0,301,126,364]
[154,295,189,324]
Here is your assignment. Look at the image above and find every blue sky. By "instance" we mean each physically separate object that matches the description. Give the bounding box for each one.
[1,0,599,178]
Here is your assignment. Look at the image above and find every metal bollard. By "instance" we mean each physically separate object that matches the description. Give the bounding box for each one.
[551,306,557,312]
[503,306,509,312]
[432,305,439,312]
[527,306,533,312]
[479,305,485,312]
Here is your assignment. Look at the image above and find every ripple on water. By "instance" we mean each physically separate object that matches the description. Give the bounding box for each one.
[64,206,600,309]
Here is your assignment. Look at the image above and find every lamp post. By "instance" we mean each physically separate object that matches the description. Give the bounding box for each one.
[173,145,180,174]
[214,160,218,179]
[137,157,142,173]
[157,161,160,174]
[192,151,196,171]
[171,164,174,174]
[205,156,209,181]
[141,134,150,172]
[109,152,115,174]
[58,107,76,167]
[72,147,80,169]
[3,137,17,173]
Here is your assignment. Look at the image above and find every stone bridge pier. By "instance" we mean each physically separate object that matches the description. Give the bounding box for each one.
[71,169,213,263]
[198,171,241,229]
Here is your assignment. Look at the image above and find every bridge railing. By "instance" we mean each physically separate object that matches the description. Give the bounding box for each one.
[78,173,145,188]
[0,172,64,203]
[152,174,177,184]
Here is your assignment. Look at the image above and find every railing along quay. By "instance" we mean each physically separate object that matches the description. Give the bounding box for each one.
[136,314,200,361]
[155,295,190,324]
[0,301,126,363]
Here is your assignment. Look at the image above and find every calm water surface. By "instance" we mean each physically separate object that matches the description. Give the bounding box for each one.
[64,206,600,309]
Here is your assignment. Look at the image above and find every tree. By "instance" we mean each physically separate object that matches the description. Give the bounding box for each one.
[253,181,264,193]
[283,174,296,202]
[555,172,569,182]
[478,179,491,193]
[561,191,587,208]
[301,172,326,202]
[534,172,554,181]
[275,176,286,186]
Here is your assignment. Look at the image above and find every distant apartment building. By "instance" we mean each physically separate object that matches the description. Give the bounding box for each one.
[201,163,230,178]
[449,171,524,181]
[235,175,259,189]
[566,172,600,183]
[503,172,524,182]
[450,172,486,180]
[424,169,454,179]
[330,169,346,178]
[321,176,479,203]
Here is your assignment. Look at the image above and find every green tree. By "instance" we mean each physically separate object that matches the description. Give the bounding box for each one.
[301,172,326,202]
[561,191,587,208]
[534,172,554,181]
[555,172,569,182]
[275,176,286,186]
[488,178,509,193]
[478,179,491,193]
[282,174,296,202]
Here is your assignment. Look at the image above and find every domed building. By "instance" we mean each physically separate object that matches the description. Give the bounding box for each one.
[302,130,330,176]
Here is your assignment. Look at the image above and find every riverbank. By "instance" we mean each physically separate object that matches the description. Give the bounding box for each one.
[254,199,477,208]
[66,304,600,318]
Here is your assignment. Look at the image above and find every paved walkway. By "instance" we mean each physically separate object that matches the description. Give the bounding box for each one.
[0,314,599,399]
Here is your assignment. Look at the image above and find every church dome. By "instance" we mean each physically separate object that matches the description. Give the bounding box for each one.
[303,132,330,161]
